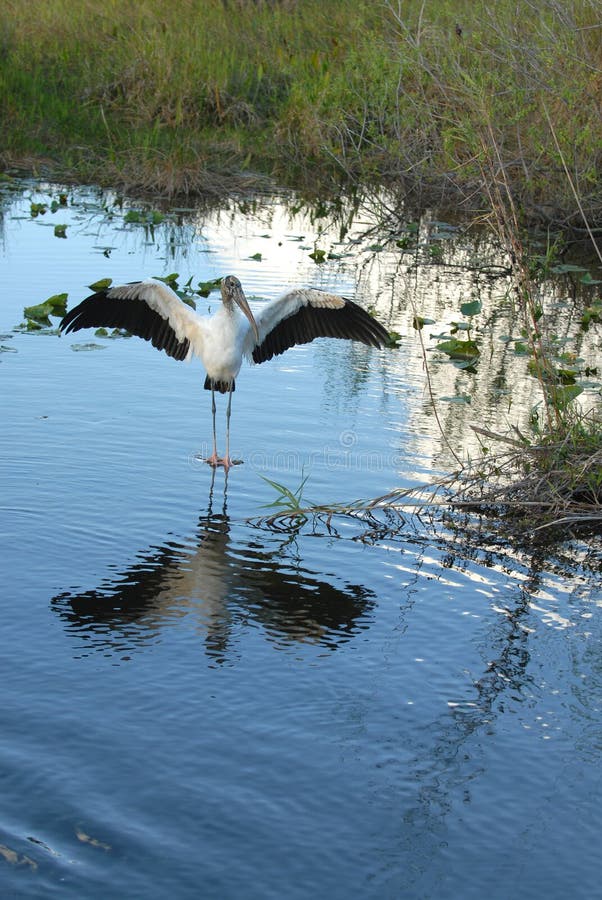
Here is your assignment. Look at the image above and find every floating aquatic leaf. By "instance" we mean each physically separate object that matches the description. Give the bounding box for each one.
[15,319,45,331]
[430,220,459,231]
[513,341,530,355]
[550,263,588,274]
[454,359,478,373]
[386,331,402,348]
[47,293,68,312]
[554,384,584,406]
[580,304,602,329]
[249,252,263,261]
[197,277,221,297]
[309,248,326,263]
[24,293,67,323]
[0,843,37,870]
[439,394,472,403]
[460,299,482,316]
[88,277,112,291]
[412,316,435,330]
[154,273,179,289]
[30,202,47,217]
[436,338,480,360]
[429,331,451,340]
[124,208,164,225]
[555,368,578,385]
[580,272,602,285]
[71,342,107,351]
[75,828,111,851]
[94,328,109,337]
[53,224,67,238]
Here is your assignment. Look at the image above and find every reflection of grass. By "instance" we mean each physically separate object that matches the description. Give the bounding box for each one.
[0,0,600,218]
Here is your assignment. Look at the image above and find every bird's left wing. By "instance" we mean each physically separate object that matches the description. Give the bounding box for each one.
[60,279,205,362]
[244,288,389,363]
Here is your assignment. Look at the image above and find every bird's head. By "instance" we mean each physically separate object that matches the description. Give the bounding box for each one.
[221,275,259,344]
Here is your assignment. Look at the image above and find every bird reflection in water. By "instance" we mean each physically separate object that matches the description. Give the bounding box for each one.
[51,473,375,663]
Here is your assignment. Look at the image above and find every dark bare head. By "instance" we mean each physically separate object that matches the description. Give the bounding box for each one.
[221,275,259,343]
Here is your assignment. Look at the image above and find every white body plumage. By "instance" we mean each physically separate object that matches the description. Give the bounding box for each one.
[60,275,389,468]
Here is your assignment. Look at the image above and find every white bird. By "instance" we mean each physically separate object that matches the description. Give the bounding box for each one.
[60,275,389,469]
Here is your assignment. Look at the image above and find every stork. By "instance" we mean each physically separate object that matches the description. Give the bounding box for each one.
[59,275,389,468]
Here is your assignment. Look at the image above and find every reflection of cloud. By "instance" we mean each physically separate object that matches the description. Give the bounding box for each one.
[51,484,375,663]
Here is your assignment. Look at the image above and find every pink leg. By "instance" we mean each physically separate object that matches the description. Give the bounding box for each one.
[204,386,241,468]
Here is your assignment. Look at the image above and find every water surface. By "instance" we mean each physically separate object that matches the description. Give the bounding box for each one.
[1,181,600,899]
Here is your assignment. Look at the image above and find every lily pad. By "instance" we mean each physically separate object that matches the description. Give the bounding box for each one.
[413,316,435,330]
[197,278,221,298]
[24,293,68,323]
[88,278,113,291]
[71,342,107,351]
[436,338,480,360]
[460,299,482,317]
[554,384,584,406]
[580,272,602,286]
[550,263,588,274]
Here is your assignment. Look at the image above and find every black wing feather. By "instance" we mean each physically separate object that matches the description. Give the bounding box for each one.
[252,298,388,364]
[60,289,190,361]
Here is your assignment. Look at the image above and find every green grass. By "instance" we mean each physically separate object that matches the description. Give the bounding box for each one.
[1,0,600,218]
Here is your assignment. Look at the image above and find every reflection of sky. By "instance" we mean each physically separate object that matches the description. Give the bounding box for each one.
[1,183,601,900]
[1,182,600,485]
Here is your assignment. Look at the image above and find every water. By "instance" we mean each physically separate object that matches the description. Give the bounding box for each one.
[1,181,601,899]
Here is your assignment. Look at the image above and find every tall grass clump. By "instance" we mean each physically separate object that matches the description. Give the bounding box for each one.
[0,0,600,221]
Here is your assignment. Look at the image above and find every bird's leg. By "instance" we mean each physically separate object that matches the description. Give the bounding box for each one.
[205,388,221,467]
[222,387,234,469]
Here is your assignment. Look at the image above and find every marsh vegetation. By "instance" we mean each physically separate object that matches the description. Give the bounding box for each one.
[1,0,600,225]
[1,0,600,538]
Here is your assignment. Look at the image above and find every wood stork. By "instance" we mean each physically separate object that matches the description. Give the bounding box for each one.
[60,275,389,468]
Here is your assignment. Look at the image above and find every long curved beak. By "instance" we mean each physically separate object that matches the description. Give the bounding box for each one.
[235,293,260,345]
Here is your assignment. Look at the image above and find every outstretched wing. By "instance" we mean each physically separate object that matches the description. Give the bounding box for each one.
[59,279,205,362]
[244,288,389,364]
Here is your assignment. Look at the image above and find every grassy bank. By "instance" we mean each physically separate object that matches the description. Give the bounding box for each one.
[1,0,600,220]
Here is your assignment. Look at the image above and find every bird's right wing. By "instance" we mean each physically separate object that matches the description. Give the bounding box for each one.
[60,279,205,362]
[243,288,389,363]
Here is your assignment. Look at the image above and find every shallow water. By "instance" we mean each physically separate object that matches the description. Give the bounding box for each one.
[1,182,601,898]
